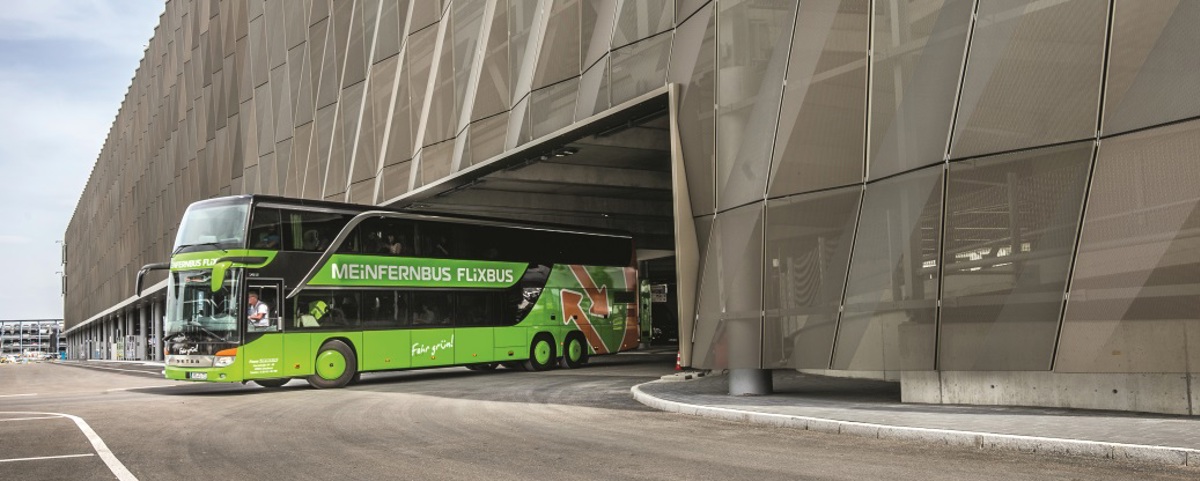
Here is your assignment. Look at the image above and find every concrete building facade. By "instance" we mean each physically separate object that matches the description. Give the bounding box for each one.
[64,0,1200,413]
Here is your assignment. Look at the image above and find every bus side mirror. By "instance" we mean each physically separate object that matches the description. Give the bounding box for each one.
[136,262,170,295]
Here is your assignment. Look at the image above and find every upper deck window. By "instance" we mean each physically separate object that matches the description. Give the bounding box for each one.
[174,202,250,251]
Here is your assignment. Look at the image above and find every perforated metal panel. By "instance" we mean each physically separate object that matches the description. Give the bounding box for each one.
[950,0,1106,159]
[939,141,1092,371]
[763,186,860,369]
[1057,120,1200,373]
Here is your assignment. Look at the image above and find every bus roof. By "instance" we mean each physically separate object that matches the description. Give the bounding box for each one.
[195,194,633,240]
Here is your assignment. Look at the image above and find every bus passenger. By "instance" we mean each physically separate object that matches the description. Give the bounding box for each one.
[254,224,280,249]
[247,291,270,328]
[386,234,404,255]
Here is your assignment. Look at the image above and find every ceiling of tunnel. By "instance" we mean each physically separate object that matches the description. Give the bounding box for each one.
[399,110,677,253]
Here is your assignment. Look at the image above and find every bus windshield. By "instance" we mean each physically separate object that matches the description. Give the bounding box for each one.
[164,269,240,353]
[174,202,250,251]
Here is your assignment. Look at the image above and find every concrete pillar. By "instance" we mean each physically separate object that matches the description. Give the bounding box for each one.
[729,369,773,396]
[153,299,164,361]
[138,304,148,361]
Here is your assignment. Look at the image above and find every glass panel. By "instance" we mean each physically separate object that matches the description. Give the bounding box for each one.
[869,0,971,180]
[342,80,374,185]
[368,54,399,174]
[717,203,765,369]
[286,43,312,128]
[380,159,413,201]
[575,55,610,120]
[313,103,337,197]
[532,0,580,89]
[508,0,539,100]
[467,113,508,167]
[418,139,454,187]
[764,186,860,369]
[374,0,407,62]
[768,0,868,197]
[530,77,579,139]
[834,166,942,371]
[691,224,724,369]
[1103,1,1200,136]
[473,1,510,121]
[939,141,1092,371]
[611,0,673,49]
[669,3,715,215]
[337,0,366,88]
[950,0,1107,159]
[716,0,796,211]
[453,0,486,132]
[407,23,438,143]
[425,20,457,145]
[581,0,617,70]
[253,83,275,157]
[609,32,672,106]
[1057,120,1200,373]
[270,66,293,144]
[311,18,339,109]
[678,0,709,22]
[386,47,414,162]
[409,0,442,32]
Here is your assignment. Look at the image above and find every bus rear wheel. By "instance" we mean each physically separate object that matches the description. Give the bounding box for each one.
[253,378,289,388]
[308,340,357,389]
[523,335,556,371]
[559,334,588,369]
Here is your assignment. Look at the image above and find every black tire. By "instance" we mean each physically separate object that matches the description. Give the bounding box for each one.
[523,334,556,372]
[466,363,499,371]
[253,378,289,388]
[307,340,357,389]
[559,333,589,369]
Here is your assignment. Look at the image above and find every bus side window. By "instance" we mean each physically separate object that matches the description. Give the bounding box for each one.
[411,291,453,326]
[249,208,282,250]
[361,291,403,328]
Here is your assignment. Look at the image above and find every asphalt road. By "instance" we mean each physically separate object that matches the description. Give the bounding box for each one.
[2,354,1197,481]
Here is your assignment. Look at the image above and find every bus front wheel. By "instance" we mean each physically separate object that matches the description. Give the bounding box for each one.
[559,334,588,369]
[523,335,556,372]
[308,340,357,389]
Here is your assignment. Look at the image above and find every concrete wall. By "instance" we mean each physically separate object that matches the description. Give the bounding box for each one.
[903,371,1199,416]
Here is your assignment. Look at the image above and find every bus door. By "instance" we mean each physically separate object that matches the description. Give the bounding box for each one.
[241,279,286,380]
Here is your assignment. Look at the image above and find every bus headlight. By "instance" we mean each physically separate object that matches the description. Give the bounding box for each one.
[214,347,238,367]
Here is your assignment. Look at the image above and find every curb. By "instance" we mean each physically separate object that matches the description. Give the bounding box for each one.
[631,381,1200,468]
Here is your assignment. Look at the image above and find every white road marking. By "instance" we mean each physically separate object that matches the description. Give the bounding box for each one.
[0,411,139,481]
[0,453,95,463]
[74,364,161,376]
[0,393,36,398]
[0,416,61,422]
[105,385,177,392]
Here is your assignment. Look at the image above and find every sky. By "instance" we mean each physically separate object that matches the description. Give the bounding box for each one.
[0,0,165,319]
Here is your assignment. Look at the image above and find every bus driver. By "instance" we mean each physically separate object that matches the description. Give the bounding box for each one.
[247,291,270,328]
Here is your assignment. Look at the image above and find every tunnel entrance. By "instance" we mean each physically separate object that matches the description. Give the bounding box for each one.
[383,89,692,354]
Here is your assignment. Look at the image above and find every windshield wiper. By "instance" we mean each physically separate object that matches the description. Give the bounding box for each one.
[173,243,229,255]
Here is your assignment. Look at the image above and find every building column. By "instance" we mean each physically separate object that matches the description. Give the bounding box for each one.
[153,299,164,361]
[138,304,148,361]
[729,369,773,396]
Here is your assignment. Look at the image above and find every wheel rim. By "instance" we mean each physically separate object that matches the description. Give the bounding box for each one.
[567,338,582,363]
[315,349,347,380]
[534,339,552,365]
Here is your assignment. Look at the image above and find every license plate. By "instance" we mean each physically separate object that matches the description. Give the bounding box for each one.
[188,372,208,380]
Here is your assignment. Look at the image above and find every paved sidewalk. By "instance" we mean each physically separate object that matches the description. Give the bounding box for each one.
[633,371,1200,468]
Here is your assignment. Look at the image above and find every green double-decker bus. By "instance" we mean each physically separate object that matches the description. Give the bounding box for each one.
[138,195,642,388]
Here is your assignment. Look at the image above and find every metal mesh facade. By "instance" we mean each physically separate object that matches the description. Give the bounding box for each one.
[66,0,1200,375]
